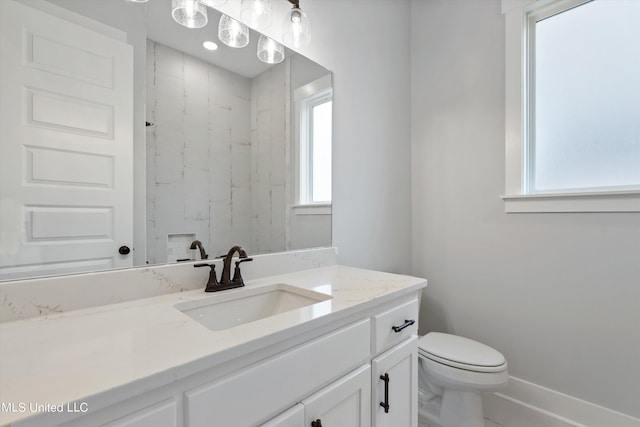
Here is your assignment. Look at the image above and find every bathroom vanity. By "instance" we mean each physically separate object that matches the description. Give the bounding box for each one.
[0,252,426,427]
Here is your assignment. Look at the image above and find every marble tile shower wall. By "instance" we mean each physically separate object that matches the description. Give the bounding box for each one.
[146,41,286,264]
[250,62,288,254]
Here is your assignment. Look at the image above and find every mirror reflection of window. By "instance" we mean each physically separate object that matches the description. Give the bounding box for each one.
[295,75,333,207]
[311,99,332,203]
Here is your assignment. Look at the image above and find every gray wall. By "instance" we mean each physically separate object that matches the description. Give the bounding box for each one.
[410,0,640,418]
[318,0,412,273]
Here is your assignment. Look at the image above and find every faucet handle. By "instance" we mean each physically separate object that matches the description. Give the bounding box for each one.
[232,258,253,283]
[194,263,219,291]
[194,262,215,268]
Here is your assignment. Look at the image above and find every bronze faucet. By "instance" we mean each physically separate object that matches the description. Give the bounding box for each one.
[189,240,208,260]
[194,245,253,292]
[220,245,253,286]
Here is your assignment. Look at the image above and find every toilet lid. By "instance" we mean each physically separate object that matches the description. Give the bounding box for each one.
[418,333,506,372]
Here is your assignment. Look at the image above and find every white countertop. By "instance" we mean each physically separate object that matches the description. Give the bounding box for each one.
[0,265,426,426]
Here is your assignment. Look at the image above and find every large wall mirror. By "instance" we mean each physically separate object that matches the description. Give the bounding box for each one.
[0,0,332,281]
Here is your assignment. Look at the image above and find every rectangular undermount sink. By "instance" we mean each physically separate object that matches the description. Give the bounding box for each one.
[174,283,332,331]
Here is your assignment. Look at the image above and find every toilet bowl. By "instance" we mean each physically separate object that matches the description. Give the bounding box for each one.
[418,333,508,427]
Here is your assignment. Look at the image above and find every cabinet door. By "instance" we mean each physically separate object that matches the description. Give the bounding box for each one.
[372,337,418,427]
[261,404,304,427]
[302,364,371,427]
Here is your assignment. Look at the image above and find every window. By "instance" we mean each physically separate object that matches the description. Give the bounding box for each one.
[502,0,640,212]
[294,75,332,214]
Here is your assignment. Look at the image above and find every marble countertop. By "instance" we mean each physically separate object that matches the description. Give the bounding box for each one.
[0,265,426,426]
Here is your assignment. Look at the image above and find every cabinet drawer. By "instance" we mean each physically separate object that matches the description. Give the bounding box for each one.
[102,399,177,427]
[373,299,419,354]
[185,319,371,427]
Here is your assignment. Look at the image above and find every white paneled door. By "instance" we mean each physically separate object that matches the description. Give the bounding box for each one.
[0,0,133,280]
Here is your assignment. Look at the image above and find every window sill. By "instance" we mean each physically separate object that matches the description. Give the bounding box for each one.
[292,204,332,215]
[501,190,640,213]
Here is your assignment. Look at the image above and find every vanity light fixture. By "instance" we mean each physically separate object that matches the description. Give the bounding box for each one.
[282,0,310,48]
[257,35,284,64]
[172,0,208,29]
[240,0,273,30]
[198,0,228,7]
[203,41,219,51]
[218,14,250,48]
[169,0,312,51]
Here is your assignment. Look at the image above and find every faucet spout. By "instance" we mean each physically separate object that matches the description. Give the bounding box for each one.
[220,245,251,285]
[189,240,208,260]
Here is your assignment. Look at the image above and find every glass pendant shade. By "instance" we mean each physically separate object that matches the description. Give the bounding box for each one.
[172,0,208,29]
[218,14,250,48]
[282,5,310,48]
[198,0,228,7]
[240,0,273,30]
[257,35,284,64]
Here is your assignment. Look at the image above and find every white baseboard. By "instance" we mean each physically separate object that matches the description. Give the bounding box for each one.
[483,376,640,427]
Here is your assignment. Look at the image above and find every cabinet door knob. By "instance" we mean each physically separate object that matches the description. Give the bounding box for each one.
[118,246,131,255]
[391,319,415,333]
[311,419,322,427]
[380,373,390,413]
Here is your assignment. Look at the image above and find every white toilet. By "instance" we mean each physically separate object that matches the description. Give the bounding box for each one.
[417,332,508,427]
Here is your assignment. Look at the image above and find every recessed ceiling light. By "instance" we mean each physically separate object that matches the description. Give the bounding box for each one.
[203,41,219,51]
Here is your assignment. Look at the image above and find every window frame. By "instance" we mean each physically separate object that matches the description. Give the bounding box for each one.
[501,0,640,212]
[293,74,333,215]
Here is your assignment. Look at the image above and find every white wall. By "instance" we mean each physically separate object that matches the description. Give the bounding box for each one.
[214,0,413,273]
[411,0,640,418]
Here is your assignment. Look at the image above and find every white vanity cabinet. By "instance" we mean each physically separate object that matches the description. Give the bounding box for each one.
[21,291,422,427]
[259,296,420,427]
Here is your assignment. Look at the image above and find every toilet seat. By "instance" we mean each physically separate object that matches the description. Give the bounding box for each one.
[418,333,507,373]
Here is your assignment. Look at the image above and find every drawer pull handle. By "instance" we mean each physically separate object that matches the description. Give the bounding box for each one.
[311,419,322,427]
[380,373,390,413]
[392,319,415,333]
